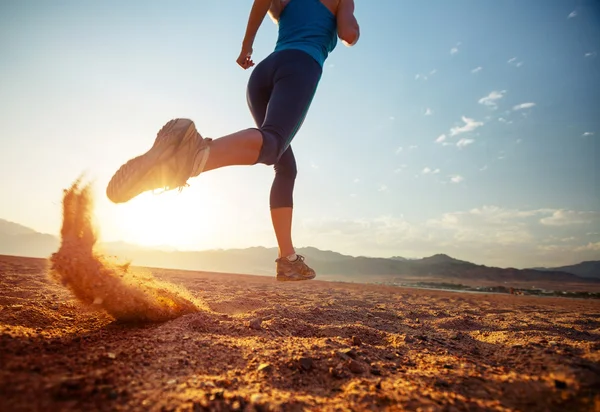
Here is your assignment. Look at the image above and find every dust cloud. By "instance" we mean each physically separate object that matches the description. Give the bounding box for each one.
[49,179,203,322]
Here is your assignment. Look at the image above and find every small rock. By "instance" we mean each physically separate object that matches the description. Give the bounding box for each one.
[10,305,23,311]
[329,364,347,379]
[554,379,567,389]
[340,348,358,359]
[549,341,558,346]
[107,352,116,359]
[257,363,272,373]
[347,359,364,374]
[370,367,382,376]
[299,357,313,371]
[443,364,453,369]
[351,336,362,346]
[250,394,263,404]
[249,318,262,330]
[435,378,450,388]
[167,379,177,385]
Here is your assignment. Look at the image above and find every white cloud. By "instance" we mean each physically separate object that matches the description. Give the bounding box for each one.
[435,134,447,143]
[422,167,440,175]
[479,165,488,171]
[540,210,600,227]
[456,138,475,148]
[516,139,522,144]
[582,132,594,137]
[394,165,407,173]
[513,102,536,111]
[297,206,600,268]
[395,146,403,154]
[575,242,600,252]
[450,47,459,55]
[389,116,395,121]
[449,116,484,136]
[409,145,418,150]
[568,10,577,18]
[471,66,483,74]
[430,69,437,75]
[415,74,428,81]
[585,52,597,58]
[353,178,361,183]
[508,57,524,67]
[478,90,506,108]
[378,184,388,192]
[450,175,464,183]
[310,162,319,169]
[424,108,433,116]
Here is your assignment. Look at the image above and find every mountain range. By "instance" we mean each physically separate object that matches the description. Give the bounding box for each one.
[1,218,598,284]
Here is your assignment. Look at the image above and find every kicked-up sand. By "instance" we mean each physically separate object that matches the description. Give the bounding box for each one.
[49,180,203,322]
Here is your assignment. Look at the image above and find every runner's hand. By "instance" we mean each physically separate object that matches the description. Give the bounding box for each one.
[236,46,255,69]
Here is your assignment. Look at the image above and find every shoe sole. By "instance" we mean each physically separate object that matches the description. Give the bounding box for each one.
[106,119,197,203]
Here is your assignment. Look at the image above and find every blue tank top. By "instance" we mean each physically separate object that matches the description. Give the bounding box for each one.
[274,0,338,67]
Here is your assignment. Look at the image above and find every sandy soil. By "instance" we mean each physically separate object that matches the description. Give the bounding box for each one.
[1,254,599,412]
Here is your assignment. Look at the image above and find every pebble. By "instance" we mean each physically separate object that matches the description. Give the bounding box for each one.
[351,336,362,346]
[340,348,358,359]
[299,357,313,371]
[249,318,262,330]
[257,363,272,373]
[549,341,558,346]
[250,394,263,404]
[347,359,364,374]
[107,353,116,359]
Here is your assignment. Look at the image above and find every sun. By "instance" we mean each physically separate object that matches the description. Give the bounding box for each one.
[110,188,222,251]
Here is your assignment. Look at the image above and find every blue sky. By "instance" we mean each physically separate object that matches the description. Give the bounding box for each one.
[1,0,599,268]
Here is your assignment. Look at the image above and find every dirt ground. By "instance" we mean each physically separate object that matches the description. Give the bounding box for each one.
[1,254,599,412]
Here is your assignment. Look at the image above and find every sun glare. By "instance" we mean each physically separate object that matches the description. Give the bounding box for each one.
[112,189,221,250]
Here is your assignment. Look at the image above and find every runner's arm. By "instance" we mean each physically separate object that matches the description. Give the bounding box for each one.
[337,0,360,46]
[241,0,272,49]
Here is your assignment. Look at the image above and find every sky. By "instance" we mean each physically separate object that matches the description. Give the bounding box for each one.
[1,0,599,268]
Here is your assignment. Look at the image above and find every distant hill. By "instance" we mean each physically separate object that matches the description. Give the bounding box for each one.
[530,261,600,280]
[0,219,59,258]
[0,219,38,236]
[1,218,597,286]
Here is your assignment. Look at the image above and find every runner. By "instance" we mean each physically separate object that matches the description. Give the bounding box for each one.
[106,0,360,281]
